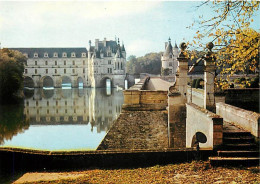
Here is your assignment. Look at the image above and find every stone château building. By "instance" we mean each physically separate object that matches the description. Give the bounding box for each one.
[161,38,179,76]
[10,38,126,88]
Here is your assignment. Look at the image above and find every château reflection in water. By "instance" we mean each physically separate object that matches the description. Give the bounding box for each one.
[0,88,124,151]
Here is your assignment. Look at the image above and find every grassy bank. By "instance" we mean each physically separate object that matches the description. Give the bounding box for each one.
[13,161,259,184]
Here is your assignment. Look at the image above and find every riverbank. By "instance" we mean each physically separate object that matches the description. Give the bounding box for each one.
[11,161,260,184]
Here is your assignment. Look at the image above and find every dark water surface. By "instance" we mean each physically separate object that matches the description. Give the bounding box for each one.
[0,88,124,151]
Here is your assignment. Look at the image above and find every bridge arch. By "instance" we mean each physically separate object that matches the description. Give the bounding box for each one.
[77,76,85,88]
[61,76,72,88]
[40,76,54,88]
[24,76,34,88]
[100,76,113,88]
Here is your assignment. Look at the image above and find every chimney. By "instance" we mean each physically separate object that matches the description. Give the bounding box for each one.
[103,38,107,47]
[95,39,99,50]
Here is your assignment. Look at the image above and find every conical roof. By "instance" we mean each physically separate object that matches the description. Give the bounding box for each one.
[163,38,173,57]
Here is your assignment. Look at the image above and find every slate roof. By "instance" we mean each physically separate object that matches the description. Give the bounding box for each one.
[163,41,173,57]
[9,48,88,58]
[92,40,125,58]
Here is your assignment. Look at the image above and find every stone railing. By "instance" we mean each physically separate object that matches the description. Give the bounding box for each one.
[123,76,168,111]
[216,102,260,138]
[187,86,204,107]
[186,103,223,149]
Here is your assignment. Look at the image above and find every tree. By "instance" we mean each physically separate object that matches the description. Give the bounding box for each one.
[0,48,26,104]
[190,0,259,89]
[126,52,162,74]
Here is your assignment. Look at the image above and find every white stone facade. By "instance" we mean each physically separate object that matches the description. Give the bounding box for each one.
[161,38,179,76]
[11,38,126,88]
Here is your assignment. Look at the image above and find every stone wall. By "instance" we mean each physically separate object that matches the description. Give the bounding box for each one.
[186,103,223,149]
[123,77,168,111]
[216,102,260,138]
[187,86,204,107]
[97,110,169,150]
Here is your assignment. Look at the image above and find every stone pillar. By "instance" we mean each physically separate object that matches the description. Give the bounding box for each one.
[177,42,189,101]
[204,42,216,110]
[168,87,186,148]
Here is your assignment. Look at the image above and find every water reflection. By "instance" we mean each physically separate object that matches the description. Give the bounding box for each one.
[0,105,29,145]
[0,88,124,151]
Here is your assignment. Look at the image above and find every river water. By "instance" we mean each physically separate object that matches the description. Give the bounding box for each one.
[0,88,124,151]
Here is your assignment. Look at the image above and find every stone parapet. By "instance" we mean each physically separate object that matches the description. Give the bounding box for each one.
[216,102,260,138]
[186,103,223,149]
[123,90,168,111]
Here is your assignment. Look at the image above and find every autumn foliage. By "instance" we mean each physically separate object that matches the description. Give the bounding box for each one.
[190,0,259,89]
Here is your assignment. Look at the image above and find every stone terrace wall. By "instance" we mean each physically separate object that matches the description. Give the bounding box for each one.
[123,77,168,111]
[216,102,260,138]
[97,110,168,150]
[186,103,223,149]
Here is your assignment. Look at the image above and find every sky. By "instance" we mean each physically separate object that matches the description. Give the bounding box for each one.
[0,1,259,57]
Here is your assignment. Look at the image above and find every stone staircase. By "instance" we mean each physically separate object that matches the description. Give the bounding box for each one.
[209,122,259,166]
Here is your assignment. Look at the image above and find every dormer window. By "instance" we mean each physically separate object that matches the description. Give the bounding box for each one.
[34,53,38,58]
[81,52,86,57]
[53,52,58,57]
[71,52,76,57]
[62,52,67,57]
[44,52,48,58]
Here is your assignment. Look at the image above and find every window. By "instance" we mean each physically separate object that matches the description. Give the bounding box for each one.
[65,101,67,106]
[46,69,48,74]
[34,53,38,58]
[53,52,58,57]
[44,52,48,57]
[56,101,58,106]
[45,61,48,65]
[73,69,75,73]
[47,101,49,106]
[121,62,123,69]
[81,53,86,57]
[64,60,66,65]
[108,60,111,64]
[73,60,75,65]
[55,69,57,74]
[35,69,37,74]
[118,62,119,69]
[25,69,28,74]
[56,109,58,114]
[107,68,109,73]
[83,60,85,65]
[55,61,57,65]
[62,52,67,57]
[71,52,76,57]
[36,101,38,106]
[74,109,76,113]
[83,68,85,73]
[35,61,37,65]
[64,69,66,74]
[65,109,67,113]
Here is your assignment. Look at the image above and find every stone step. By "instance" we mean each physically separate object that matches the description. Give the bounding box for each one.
[209,156,260,166]
[217,150,259,157]
[223,136,255,144]
[222,143,257,150]
[223,131,252,137]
